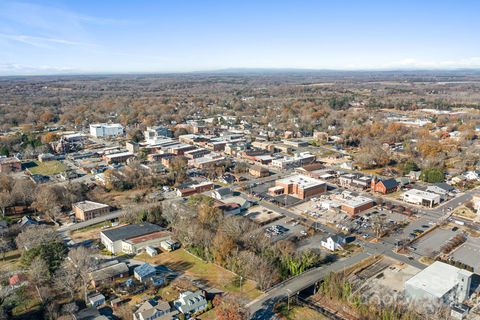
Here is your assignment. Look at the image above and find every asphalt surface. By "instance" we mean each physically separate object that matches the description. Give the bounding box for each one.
[247,252,370,319]
[57,209,126,232]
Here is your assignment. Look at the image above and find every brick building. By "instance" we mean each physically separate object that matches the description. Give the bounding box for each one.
[271,174,327,199]
[73,200,110,221]
[0,156,21,173]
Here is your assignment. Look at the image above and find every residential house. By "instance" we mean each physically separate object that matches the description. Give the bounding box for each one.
[134,263,157,283]
[134,299,179,320]
[89,262,129,288]
[465,171,480,181]
[249,165,269,178]
[321,234,346,251]
[211,187,234,200]
[426,183,454,200]
[0,156,21,173]
[173,291,208,317]
[407,171,422,181]
[73,307,109,320]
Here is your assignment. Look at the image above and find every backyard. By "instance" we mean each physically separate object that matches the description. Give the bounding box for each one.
[25,160,66,176]
[135,248,262,301]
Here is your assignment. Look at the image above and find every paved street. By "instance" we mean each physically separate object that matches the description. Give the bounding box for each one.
[247,252,370,319]
[57,209,127,232]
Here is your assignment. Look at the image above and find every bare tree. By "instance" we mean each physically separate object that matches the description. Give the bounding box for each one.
[0,192,12,217]
[65,247,98,303]
[28,256,51,303]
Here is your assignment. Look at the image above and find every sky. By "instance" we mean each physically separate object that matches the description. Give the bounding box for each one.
[0,0,479,75]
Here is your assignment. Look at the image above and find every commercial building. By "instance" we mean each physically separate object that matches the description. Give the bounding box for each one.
[72,200,110,221]
[271,152,316,169]
[100,223,165,254]
[402,189,441,208]
[0,156,21,173]
[144,126,173,145]
[271,174,327,199]
[103,151,134,164]
[89,123,124,138]
[371,177,399,194]
[405,261,472,304]
[176,181,214,197]
[337,194,374,215]
[339,173,372,190]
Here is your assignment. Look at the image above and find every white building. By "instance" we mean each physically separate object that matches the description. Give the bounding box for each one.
[405,261,472,304]
[173,291,207,316]
[321,234,346,251]
[402,189,440,208]
[89,123,124,138]
[144,126,173,145]
[271,152,316,169]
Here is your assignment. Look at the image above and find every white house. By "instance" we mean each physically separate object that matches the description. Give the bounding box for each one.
[89,123,124,138]
[321,234,346,251]
[173,291,207,316]
[465,171,480,181]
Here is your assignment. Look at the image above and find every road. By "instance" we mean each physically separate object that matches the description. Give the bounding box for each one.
[247,252,370,319]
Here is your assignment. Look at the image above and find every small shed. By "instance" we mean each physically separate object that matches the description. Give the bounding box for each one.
[88,293,105,308]
[145,246,158,257]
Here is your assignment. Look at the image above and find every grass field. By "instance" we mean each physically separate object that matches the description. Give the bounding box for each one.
[27,160,66,176]
[136,249,262,301]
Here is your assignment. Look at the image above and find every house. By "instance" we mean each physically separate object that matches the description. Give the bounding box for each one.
[72,201,110,221]
[371,177,399,194]
[426,183,454,199]
[407,171,422,181]
[89,123,124,138]
[134,263,157,283]
[402,189,440,208]
[465,171,480,181]
[134,299,179,320]
[249,165,269,178]
[211,187,234,200]
[270,174,327,199]
[0,156,21,173]
[173,290,208,316]
[17,216,38,228]
[88,293,105,308]
[321,234,346,251]
[73,307,109,320]
[405,261,472,304]
[89,262,129,288]
[101,223,170,254]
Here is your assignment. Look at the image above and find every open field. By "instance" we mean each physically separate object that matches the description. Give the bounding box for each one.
[25,160,66,175]
[136,249,262,301]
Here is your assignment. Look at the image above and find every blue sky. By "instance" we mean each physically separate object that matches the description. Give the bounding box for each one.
[0,0,479,75]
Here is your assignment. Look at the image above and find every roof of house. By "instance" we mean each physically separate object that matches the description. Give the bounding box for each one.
[135,299,178,320]
[433,182,454,192]
[213,187,233,197]
[174,290,207,314]
[89,262,129,282]
[323,234,345,243]
[134,263,157,279]
[101,223,163,242]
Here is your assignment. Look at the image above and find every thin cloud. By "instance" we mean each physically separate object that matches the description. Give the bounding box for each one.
[0,33,93,48]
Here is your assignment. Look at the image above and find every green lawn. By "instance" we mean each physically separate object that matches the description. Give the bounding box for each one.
[0,249,21,272]
[136,249,262,301]
[27,160,66,176]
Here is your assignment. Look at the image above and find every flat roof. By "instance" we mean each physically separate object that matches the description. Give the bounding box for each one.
[277,174,326,189]
[73,200,109,212]
[105,151,134,158]
[405,261,472,298]
[101,223,163,242]
[403,189,440,201]
[341,195,373,208]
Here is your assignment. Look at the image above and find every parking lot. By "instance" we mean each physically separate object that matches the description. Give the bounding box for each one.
[410,227,460,256]
[450,237,480,272]
[262,217,309,242]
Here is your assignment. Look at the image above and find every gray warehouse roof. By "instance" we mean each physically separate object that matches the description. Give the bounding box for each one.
[101,222,163,242]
